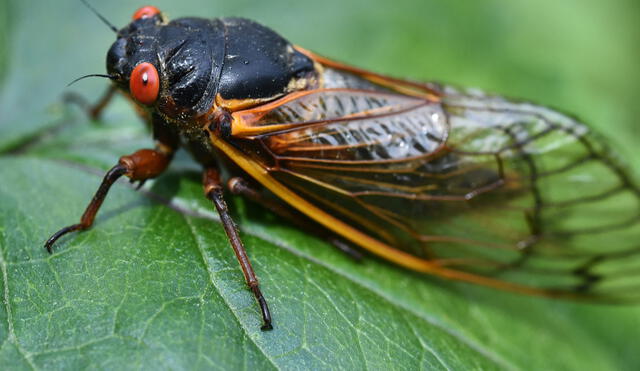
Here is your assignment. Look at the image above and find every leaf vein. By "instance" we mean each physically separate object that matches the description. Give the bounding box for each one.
[182,214,280,369]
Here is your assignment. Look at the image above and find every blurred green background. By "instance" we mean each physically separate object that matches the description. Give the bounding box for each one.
[0,0,638,370]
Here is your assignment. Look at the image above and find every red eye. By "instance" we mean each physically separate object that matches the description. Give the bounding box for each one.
[132,6,161,20]
[129,62,160,105]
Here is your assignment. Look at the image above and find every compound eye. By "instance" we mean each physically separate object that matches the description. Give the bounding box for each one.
[130,62,160,105]
[132,5,161,20]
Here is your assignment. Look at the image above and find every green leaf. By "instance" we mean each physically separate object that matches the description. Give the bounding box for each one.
[1,0,639,369]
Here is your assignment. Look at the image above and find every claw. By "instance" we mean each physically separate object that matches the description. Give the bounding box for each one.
[135,179,147,190]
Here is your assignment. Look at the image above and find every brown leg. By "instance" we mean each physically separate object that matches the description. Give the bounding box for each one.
[64,85,116,121]
[227,177,364,261]
[203,169,273,331]
[45,148,172,253]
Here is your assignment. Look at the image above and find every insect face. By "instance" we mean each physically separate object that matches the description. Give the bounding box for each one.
[105,11,165,103]
[106,9,219,125]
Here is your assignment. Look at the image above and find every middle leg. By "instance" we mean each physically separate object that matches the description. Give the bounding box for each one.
[203,168,273,331]
[227,177,364,261]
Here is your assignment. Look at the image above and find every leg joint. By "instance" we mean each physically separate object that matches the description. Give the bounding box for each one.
[118,149,170,181]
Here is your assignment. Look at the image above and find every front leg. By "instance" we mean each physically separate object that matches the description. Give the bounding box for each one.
[203,168,273,331]
[45,147,172,253]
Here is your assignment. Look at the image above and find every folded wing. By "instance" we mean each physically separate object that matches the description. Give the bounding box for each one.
[228,85,640,301]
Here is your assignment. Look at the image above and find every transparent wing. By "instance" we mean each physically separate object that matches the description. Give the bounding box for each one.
[229,86,640,301]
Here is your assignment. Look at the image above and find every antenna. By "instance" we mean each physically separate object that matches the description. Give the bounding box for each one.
[80,0,118,33]
[67,74,115,87]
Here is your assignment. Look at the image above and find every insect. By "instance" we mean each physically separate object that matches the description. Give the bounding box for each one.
[47,3,640,330]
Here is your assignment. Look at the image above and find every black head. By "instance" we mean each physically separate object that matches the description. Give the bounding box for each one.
[105,6,316,127]
[106,7,164,86]
[106,6,224,124]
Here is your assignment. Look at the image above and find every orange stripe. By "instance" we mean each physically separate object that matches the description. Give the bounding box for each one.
[210,134,437,269]
[210,133,582,299]
[294,46,442,101]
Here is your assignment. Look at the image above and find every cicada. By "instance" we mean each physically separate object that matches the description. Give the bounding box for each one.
[47,4,640,330]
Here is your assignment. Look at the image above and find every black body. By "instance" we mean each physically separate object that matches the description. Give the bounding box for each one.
[107,14,316,120]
